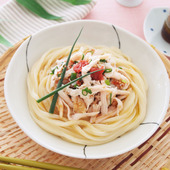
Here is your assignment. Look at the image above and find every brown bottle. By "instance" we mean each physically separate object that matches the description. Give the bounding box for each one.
[161,14,170,43]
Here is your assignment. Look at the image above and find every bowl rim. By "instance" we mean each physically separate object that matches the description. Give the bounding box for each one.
[4,20,170,159]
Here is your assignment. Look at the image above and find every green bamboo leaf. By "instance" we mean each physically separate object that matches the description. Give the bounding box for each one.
[0,35,12,47]
[16,0,62,21]
[62,0,92,5]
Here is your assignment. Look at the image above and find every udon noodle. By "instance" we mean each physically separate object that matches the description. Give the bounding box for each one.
[27,44,147,145]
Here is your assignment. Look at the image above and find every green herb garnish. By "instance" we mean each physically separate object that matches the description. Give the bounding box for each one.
[105,79,110,85]
[118,66,122,69]
[50,70,55,75]
[73,84,78,89]
[110,93,112,105]
[16,0,62,21]
[57,73,61,77]
[70,73,77,80]
[82,87,92,96]
[104,68,112,73]
[122,79,127,83]
[49,28,83,113]
[100,59,107,63]
[36,69,104,103]
[82,54,85,60]
[50,66,58,75]
[73,61,78,64]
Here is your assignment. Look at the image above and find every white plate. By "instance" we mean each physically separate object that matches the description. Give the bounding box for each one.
[4,20,170,159]
[144,7,170,57]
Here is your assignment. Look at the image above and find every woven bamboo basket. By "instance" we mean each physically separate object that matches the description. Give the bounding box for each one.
[0,38,170,170]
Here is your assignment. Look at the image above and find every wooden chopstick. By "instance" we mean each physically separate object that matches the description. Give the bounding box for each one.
[0,156,83,170]
[0,163,41,170]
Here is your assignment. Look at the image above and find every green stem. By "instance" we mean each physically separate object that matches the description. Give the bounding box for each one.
[49,28,83,113]
[37,69,104,103]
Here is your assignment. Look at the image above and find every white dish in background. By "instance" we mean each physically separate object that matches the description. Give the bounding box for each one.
[4,20,170,159]
[116,0,143,7]
[144,7,170,57]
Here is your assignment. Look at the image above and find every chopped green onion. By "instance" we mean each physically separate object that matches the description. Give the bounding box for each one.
[50,66,58,75]
[70,73,77,80]
[74,61,78,64]
[57,73,61,77]
[50,70,55,75]
[105,79,110,85]
[100,59,107,63]
[104,68,112,73]
[73,84,78,89]
[122,79,127,83]
[82,90,88,96]
[82,54,85,60]
[110,93,112,105]
[82,87,92,96]
[118,66,122,69]
[49,28,83,113]
[86,88,92,94]
[37,69,104,103]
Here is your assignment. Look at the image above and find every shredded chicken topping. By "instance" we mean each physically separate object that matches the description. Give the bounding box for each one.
[50,47,130,123]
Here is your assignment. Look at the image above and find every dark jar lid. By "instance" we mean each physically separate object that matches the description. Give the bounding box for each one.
[161,14,170,44]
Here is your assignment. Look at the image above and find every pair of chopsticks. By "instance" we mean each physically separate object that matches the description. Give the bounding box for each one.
[0,156,83,170]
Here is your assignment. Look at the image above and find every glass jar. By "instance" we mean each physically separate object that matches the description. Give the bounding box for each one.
[161,14,170,43]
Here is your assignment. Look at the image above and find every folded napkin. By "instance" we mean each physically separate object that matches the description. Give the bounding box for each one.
[0,0,96,56]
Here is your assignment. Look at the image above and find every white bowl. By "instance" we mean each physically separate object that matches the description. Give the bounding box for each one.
[144,7,170,57]
[4,20,170,159]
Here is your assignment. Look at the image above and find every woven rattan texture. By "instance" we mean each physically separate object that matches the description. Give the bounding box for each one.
[0,42,170,170]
